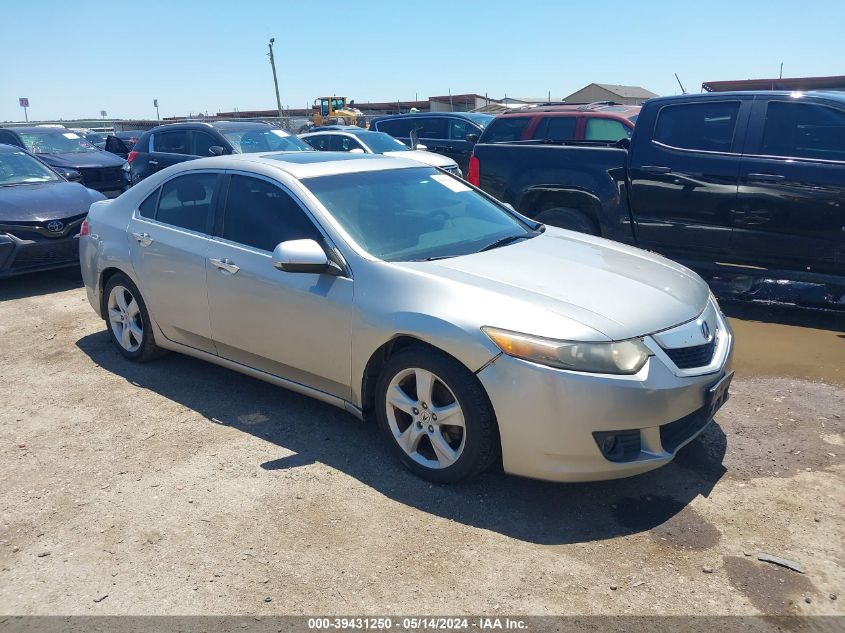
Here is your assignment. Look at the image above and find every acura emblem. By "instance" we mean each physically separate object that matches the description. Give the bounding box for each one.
[47,220,64,233]
[701,320,711,341]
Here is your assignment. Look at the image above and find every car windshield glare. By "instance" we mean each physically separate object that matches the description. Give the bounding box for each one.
[20,131,99,154]
[0,151,61,185]
[221,128,313,153]
[303,167,533,262]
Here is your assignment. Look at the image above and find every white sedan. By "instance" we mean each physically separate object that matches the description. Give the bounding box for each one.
[300,129,462,177]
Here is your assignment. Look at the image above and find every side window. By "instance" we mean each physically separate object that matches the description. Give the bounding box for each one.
[192,132,220,157]
[654,101,741,153]
[376,119,413,137]
[0,131,21,147]
[153,130,190,154]
[585,118,630,141]
[333,135,363,152]
[761,102,845,162]
[534,116,577,141]
[411,118,447,140]
[138,188,160,219]
[155,173,217,233]
[484,117,533,143]
[449,119,473,140]
[304,135,330,151]
[221,175,322,251]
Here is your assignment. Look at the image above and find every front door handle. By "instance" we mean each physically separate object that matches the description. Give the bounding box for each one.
[641,165,673,175]
[132,232,153,246]
[747,173,785,183]
[148,160,158,166]
[209,258,240,275]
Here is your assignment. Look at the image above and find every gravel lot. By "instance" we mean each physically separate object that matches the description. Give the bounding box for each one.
[0,270,843,616]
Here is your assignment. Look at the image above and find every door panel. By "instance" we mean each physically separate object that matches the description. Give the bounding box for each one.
[629,99,750,261]
[126,172,220,353]
[735,99,845,275]
[206,174,353,398]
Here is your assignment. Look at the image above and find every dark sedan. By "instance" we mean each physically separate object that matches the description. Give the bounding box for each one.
[0,127,128,197]
[0,144,105,278]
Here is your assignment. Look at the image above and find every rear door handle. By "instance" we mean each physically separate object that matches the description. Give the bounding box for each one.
[209,258,240,275]
[747,173,785,183]
[132,232,153,246]
[148,160,158,166]
[641,165,672,175]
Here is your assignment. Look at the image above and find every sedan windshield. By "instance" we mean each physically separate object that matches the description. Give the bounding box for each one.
[20,131,99,154]
[304,167,534,262]
[356,132,409,153]
[0,151,61,185]
[220,127,313,153]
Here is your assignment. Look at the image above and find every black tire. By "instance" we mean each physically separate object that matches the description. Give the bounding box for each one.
[103,273,165,362]
[535,207,600,235]
[375,346,500,484]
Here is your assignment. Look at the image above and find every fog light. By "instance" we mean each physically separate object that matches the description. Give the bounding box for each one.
[593,430,642,463]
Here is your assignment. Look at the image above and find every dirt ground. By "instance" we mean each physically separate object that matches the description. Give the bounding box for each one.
[0,270,843,616]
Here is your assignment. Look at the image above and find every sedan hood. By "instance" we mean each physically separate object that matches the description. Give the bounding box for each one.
[36,151,126,169]
[0,181,104,222]
[383,150,456,169]
[401,228,708,341]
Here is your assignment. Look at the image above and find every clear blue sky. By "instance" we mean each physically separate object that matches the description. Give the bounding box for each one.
[2,0,843,122]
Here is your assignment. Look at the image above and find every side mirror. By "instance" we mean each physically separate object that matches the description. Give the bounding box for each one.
[271,239,342,275]
[63,169,83,183]
[208,145,226,156]
[415,144,428,151]
[349,148,365,154]
[465,133,479,143]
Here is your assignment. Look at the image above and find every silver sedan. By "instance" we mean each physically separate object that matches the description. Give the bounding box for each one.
[79,152,733,483]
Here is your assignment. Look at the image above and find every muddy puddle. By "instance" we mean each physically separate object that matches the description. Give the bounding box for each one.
[723,302,845,386]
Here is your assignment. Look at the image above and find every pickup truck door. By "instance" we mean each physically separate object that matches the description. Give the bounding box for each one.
[734,97,845,276]
[628,98,751,261]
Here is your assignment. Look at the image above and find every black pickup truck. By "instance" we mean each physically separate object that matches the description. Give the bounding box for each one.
[468,91,845,307]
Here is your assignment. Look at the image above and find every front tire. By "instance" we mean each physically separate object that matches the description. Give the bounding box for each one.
[103,273,164,362]
[375,347,499,483]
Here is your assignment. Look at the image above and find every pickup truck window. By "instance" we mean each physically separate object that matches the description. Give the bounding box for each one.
[533,116,578,141]
[585,118,630,142]
[654,101,740,153]
[762,101,845,162]
[483,117,533,143]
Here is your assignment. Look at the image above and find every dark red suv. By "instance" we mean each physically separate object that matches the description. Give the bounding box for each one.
[477,102,640,144]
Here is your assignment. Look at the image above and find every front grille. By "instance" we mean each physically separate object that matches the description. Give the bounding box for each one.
[12,239,79,269]
[0,213,86,240]
[662,338,717,369]
[659,407,710,453]
[79,167,124,189]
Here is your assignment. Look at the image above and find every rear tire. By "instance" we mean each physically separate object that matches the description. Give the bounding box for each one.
[535,207,600,235]
[375,346,499,484]
[103,273,165,362]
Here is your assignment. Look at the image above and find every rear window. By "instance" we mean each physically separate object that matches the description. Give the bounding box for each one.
[585,118,631,141]
[153,130,190,155]
[654,101,740,153]
[481,117,533,143]
[532,116,578,141]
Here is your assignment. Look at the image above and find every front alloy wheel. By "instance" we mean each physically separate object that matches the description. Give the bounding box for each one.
[376,347,500,483]
[385,367,466,469]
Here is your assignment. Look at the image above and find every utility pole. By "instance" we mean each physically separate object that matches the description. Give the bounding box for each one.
[154,99,160,121]
[674,73,687,94]
[268,38,283,122]
[779,62,784,79]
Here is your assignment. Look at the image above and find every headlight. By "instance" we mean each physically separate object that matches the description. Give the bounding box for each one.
[482,327,651,375]
[709,290,722,313]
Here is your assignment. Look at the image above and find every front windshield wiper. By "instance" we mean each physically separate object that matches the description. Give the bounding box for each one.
[409,254,457,262]
[477,232,536,253]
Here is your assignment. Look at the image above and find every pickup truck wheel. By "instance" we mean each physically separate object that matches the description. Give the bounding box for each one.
[535,207,600,236]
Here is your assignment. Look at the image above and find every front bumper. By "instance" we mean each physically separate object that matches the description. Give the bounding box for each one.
[0,232,81,278]
[477,313,734,482]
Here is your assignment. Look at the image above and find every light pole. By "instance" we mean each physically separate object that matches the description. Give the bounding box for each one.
[268,38,283,122]
[154,99,160,121]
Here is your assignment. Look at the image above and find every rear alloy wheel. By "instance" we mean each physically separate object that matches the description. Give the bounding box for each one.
[376,347,499,483]
[103,273,164,362]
